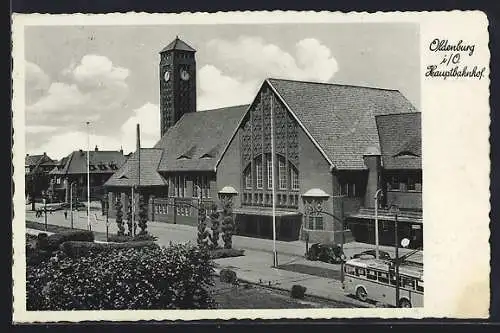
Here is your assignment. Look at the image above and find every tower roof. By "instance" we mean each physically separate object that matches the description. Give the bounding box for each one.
[160,36,196,53]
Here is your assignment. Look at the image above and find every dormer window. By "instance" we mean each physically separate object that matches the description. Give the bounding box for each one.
[89,165,97,172]
[394,150,419,158]
[200,153,213,159]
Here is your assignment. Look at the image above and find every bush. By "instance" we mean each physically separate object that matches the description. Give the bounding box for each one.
[210,248,244,259]
[45,230,94,251]
[290,285,307,299]
[59,240,158,258]
[27,243,216,310]
[219,268,237,284]
[107,234,158,243]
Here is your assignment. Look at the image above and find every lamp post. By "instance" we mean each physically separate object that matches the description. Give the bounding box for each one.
[389,204,400,307]
[69,182,76,229]
[43,197,47,231]
[374,189,383,259]
[86,121,91,231]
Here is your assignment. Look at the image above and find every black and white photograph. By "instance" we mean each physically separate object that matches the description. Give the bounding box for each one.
[12,11,490,321]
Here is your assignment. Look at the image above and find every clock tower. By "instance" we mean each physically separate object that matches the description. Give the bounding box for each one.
[159,36,197,137]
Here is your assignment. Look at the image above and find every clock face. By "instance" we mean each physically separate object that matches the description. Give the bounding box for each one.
[163,70,170,82]
[180,69,190,81]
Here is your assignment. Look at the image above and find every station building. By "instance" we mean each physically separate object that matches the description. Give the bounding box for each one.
[104,37,422,248]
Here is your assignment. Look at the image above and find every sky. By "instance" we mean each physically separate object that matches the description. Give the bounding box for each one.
[24,23,420,160]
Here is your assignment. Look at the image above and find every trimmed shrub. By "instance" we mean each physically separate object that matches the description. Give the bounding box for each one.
[27,243,216,310]
[137,194,148,235]
[210,248,244,259]
[115,195,125,236]
[37,233,49,250]
[59,240,158,258]
[46,230,94,251]
[108,234,158,243]
[290,285,307,299]
[209,211,221,249]
[219,268,237,284]
[221,200,234,249]
[197,207,210,248]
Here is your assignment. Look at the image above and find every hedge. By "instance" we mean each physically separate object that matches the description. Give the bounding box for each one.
[210,248,244,259]
[45,230,94,251]
[59,240,158,258]
[27,243,216,310]
[107,234,158,243]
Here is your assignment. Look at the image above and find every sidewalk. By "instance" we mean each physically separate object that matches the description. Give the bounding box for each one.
[25,209,422,262]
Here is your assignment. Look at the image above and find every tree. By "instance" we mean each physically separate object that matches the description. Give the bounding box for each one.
[26,170,50,211]
[115,195,125,236]
[221,200,234,249]
[197,207,209,248]
[209,209,220,250]
[126,195,133,236]
[137,193,148,235]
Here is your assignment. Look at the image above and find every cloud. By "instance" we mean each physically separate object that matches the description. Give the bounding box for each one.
[26,55,129,128]
[198,65,258,110]
[199,36,339,109]
[26,125,58,134]
[25,61,50,104]
[35,131,123,160]
[206,36,339,82]
[120,103,160,152]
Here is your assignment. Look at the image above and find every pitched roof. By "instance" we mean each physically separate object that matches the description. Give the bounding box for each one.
[25,154,54,166]
[53,150,126,175]
[155,105,248,172]
[105,148,167,187]
[160,37,196,53]
[267,78,419,169]
[376,113,422,170]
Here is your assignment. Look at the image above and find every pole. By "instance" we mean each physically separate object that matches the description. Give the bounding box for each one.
[105,198,109,241]
[86,121,91,231]
[395,210,400,307]
[70,183,74,229]
[374,189,382,259]
[340,197,345,253]
[131,186,135,236]
[43,198,47,231]
[270,93,278,267]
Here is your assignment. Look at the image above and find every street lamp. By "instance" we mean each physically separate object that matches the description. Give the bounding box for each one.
[389,204,400,307]
[69,182,77,229]
[374,189,383,259]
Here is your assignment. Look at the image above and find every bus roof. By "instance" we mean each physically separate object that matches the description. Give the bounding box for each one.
[346,258,424,280]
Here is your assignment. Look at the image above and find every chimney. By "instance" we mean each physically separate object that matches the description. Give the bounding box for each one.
[136,124,141,152]
[43,152,46,156]
[120,146,123,154]
[26,153,29,157]
[95,145,99,151]
[363,146,382,209]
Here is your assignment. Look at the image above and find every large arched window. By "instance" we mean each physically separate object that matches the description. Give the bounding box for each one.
[242,154,299,192]
[243,165,252,189]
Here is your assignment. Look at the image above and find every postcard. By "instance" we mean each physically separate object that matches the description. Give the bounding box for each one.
[12,10,491,322]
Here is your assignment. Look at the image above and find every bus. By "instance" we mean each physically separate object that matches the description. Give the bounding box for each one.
[342,257,424,308]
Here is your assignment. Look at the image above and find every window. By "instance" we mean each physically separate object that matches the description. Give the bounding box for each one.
[378,272,389,284]
[401,277,415,290]
[266,155,273,189]
[345,265,356,275]
[308,216,323,230]
[389,176,400,191]
[193,176,200,197]
[56,178,61,185]
[291,167,299,190]
[278,156,287,190]
[367,269,378,280]
[407,176,416,191]
[256,159,263,189]
[340,183,357,197]
[244,166,252,189]
[356,268,366,276]
[416,280,424,292]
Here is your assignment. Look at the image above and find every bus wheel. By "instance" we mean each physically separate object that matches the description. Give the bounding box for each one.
[356,287,368,302]
[399,298,412,308]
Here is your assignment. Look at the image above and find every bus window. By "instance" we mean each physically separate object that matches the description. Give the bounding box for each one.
[402,277,415,290]
[389,272,397,286]
[377,272,389,284]
[356,268,366,276]
[345,265,356,275]
[416,280,424,292]
[367,269,377,280]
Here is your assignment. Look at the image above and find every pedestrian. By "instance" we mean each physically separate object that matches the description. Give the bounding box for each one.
[64,211,68,220]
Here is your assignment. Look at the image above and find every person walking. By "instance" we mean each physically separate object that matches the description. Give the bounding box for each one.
[64,210,68,220]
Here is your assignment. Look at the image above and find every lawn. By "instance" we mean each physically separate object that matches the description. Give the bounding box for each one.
[211,279,351,309]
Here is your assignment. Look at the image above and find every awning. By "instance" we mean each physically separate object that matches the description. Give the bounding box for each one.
[233,207,302,217]
[348,212,423,224]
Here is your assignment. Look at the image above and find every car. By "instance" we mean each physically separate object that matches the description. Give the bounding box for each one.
[352,249,392,261]
[306,243,346,264]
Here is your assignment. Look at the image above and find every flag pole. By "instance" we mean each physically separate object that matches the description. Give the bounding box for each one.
[271,94,278,267]
[86,121,91,231]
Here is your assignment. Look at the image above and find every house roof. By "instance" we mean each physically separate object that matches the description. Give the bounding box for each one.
[25,154,55,166]
[51,150,126,175]
[267,78,419,170]
[155,105,248,172]
[160,37,196,53]
[376,113,422,170]
[105,148,167,187]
